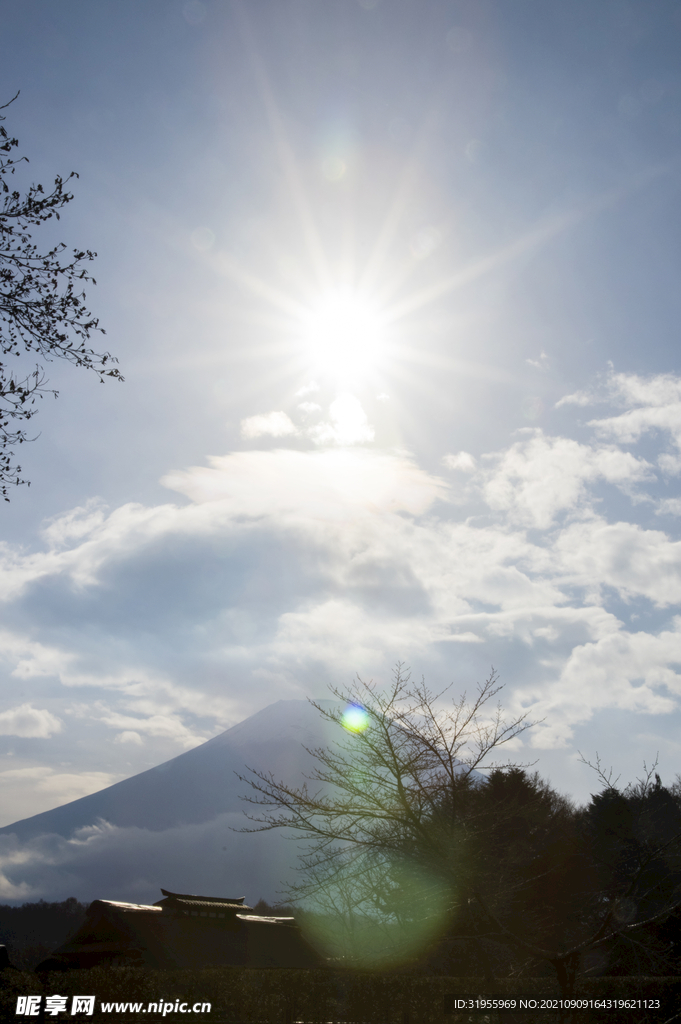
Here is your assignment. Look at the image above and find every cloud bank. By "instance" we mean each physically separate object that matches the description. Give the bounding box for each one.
[1,370,681,826]
[0,816,296,905]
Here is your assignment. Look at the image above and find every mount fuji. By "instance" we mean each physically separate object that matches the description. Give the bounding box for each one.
[0,700,339,906]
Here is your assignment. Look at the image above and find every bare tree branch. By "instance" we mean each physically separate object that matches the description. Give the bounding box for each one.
[0,93,123,498]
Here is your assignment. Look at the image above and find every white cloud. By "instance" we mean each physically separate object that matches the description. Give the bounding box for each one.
[240,410,298,439]
[40,499,108,549]
[0,633,205,722]
[272,598,447,667]
[237,396,376,447]
[526,352,548,369]
[93,709,206,749]
[555,518,681,606]
[0,632,74,680]
[6,768,116,799]
[590,404,681,447]
[0,431,659,732]
[556,389,593,408]
[443,451,476,472]
[309,393,375,446]
[657,497,681,516]
[521,624,681,748]
[607,372,681,408]
[295,381,320,398]
[482,431,653,528]
[556,370,681,409]
[658,454,681,476]
[113,731,143,745]
[4,369,681,813]
[0,768,118,827]
[560,370,681,454]
[0,704,62,738]
[162,447,445,518]
[0,814,296,905]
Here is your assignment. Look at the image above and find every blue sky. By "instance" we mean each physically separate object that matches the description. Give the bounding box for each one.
[2,0,681,853]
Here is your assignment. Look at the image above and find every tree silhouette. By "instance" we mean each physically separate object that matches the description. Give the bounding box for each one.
[237,665,536,973]
[238,669,681,1000]
[0,93,122,499]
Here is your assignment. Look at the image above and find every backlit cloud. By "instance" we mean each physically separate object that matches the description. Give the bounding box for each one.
[309,394,375,445]
[240,410,298,439]
[161,447,445,517]
[239,396,376,447]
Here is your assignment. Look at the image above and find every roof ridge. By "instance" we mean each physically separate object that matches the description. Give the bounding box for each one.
[160,888,246,904]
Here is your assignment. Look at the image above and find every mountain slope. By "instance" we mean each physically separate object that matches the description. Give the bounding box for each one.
[0,699,484,906]
[0,700,339,842]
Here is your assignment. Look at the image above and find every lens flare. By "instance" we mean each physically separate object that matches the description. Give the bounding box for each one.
[341,702,370,733]
[298,853,454,968]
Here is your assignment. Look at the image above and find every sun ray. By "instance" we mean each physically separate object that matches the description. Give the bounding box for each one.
[234,1,332,292]
[205,29,675,402]
[358,111,439,295]
[385,160,676,322]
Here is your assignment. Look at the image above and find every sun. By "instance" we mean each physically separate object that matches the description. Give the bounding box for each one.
[300,288,387,385]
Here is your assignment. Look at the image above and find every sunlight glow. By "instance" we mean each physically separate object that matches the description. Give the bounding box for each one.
[300,289,387,384]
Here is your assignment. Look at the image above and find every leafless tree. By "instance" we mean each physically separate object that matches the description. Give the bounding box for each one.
[237,664,536,972]
[237,667,681,1010]
[1,94,122,498]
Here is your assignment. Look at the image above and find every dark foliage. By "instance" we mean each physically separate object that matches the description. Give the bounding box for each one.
[0,964,677,1024]
[578,771,681,977]
[251,899,298,917]
[238,670,681,998]
[422,767,681,989]
[0,897,88,970]
[420,768,592,978]
[0,93,122,499]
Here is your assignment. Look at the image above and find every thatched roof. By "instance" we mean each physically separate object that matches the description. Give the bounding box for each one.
[37,888,324,970]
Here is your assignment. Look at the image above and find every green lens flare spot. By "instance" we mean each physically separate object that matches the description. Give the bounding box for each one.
[342,703,370,733]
